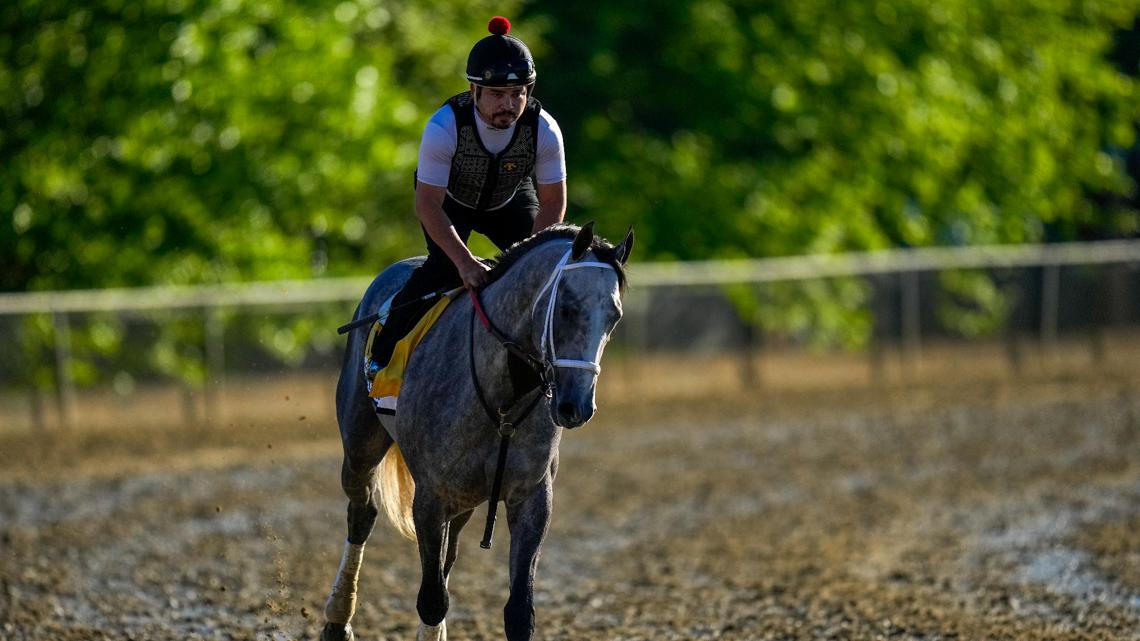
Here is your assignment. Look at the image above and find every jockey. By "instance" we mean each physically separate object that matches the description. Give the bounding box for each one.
[369,16,567,373]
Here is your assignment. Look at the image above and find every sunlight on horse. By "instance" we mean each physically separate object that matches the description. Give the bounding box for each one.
[321,223,633,641]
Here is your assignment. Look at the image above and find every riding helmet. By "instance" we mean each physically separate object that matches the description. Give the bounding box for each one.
[465,16,536,87]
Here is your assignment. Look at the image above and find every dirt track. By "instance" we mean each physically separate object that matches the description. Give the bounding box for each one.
[2,375,1139,640]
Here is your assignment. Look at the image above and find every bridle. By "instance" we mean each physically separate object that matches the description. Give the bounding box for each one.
[469,244,616,548]
[532,247,614,375]
[468,245,615,428]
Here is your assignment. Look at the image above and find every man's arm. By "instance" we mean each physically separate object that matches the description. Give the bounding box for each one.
[415,182,490,290]
[533,179,566,235]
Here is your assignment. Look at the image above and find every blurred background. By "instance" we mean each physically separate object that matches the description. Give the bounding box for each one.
[5,4,1140,640]
[2,0,1140,429]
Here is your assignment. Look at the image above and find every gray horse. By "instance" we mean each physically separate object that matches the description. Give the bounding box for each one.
[321,223,633,641]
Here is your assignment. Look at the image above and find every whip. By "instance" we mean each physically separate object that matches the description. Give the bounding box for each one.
[336,287,462,335]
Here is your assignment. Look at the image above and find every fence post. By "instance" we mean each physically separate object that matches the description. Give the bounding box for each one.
[623,287,651,397]
[204,306,225,426]
[901,271,921,376]
[868,274,887,385]
[1040,263,1060,362]
[1089,265,1107,364]
[52,311,76,430]
[1004,270,1024,374]
[739,312,760,390]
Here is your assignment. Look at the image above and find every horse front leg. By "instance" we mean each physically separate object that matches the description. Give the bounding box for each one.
[321,428,392,641]
[503,480,553,641]
[444,509,474,587]
[414,495,450,641]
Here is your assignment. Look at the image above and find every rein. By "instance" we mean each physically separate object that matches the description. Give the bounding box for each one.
[469,246,616,548]
[469,289,553,402]
[469,289,550,549]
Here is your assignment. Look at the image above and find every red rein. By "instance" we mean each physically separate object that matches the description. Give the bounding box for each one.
[469,289,492,330]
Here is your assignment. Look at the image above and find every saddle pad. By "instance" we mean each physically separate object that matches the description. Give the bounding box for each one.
[368,294,454,400]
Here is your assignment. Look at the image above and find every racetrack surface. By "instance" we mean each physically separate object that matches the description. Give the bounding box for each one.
[2,375,1139,640]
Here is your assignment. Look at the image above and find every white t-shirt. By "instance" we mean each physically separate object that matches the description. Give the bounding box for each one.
[416,102,567,194]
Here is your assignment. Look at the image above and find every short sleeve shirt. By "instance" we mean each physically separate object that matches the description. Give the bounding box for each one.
[416,102,566,189]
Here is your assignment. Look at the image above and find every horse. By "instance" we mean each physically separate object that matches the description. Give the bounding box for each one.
[320,223,633,641]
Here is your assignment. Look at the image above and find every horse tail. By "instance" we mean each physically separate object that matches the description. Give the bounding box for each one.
[378,445,417,540]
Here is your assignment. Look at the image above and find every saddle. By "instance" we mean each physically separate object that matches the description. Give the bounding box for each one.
[365,293,456,414]
[363,284,546,418]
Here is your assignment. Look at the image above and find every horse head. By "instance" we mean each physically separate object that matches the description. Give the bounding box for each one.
[536,223,634,428]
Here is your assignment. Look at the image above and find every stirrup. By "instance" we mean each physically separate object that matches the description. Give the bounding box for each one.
[364,358,382,381]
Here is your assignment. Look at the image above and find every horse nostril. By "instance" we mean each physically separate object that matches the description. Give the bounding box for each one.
[557,402,577,422]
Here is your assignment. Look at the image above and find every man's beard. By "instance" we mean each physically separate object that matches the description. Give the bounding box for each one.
[490,111,516,129]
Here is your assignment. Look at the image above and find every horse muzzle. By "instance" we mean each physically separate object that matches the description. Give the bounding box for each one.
[552,397,594,429]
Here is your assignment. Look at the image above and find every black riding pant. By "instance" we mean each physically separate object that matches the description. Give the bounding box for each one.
[370,179,538,366]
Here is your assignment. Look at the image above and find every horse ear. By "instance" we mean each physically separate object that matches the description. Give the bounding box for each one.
[571,221,595,260]
[615,226,635,265]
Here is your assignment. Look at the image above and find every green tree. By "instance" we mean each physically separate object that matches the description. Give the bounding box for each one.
[530,0,1139,257]
[2,0,525,293]
[4,0,1140,373]
[527,0,1140,343]
[1,0,521,388]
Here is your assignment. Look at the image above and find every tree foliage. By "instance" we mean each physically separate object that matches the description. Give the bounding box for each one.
[2,0,1139,375]
[527,0,1140,261]
[1,0,522,386]
[2,0,523,293]
[5,0,1139,285]
[525,0,1139,344]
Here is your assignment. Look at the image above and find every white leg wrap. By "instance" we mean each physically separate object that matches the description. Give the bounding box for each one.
[416,620,447,641]
[324,541,366,625]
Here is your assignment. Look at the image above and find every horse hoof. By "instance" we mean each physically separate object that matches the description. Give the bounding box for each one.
[320,622,355,641]
[416,619,447,641]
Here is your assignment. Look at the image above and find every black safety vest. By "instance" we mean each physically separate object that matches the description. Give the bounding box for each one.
[444,91,541,211]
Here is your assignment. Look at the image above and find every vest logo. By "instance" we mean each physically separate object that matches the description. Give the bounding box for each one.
[502,161,519,172]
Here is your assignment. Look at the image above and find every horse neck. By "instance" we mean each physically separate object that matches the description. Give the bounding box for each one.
[481,240,573,344]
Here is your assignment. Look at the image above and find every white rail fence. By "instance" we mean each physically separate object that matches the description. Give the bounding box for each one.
[2,239,1139,428]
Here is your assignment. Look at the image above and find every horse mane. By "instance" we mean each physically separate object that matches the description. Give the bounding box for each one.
[486,223,628,290]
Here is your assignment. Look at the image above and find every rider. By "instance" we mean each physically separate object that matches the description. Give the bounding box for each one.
[368,16,567,373]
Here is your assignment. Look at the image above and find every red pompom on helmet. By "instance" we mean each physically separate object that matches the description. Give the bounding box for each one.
[466,16,535,87]
[487,16,510,36]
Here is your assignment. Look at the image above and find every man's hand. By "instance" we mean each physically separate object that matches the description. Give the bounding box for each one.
[416,181,491,290]
[457,256,491,291]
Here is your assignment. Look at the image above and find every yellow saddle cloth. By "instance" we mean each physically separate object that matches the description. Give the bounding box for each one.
[368,295,454,399]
